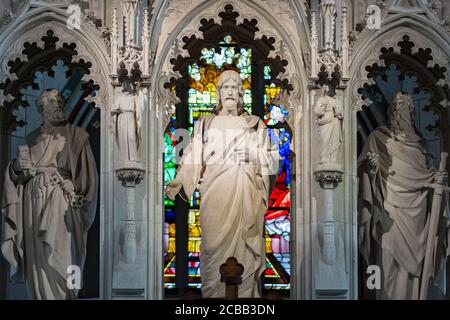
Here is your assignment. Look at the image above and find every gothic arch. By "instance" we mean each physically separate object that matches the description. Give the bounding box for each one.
[0,4,116,299]
[147,0,311,298]
[346,15,450,165]
[346,16,450,170]
[0,6,112,110]
[348,15,450,112]
[345,13,450,299]
[150,0,309,120]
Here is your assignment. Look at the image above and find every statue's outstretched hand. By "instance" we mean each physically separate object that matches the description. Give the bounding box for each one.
[367,152,379,175]
[165,178,182,200]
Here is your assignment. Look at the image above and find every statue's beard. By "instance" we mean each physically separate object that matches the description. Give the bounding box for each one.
[389,109,415,136]
[44,108,65,125]
[223,99,237,108]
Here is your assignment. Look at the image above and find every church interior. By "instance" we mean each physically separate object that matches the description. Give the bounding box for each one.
[1,0,450,301]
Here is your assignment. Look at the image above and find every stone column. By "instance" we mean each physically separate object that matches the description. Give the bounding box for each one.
[309,90,353,300]
[312,163,347,299]
[103,4,158,300]
[314,169,343,265]
[116,167,145,265]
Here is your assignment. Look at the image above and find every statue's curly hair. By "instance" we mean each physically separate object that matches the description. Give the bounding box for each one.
[36,89,65,114]
[388,92,418,136]
[212,70,246,115]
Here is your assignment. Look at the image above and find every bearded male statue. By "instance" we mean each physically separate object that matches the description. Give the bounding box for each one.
[1,89,98,299]
[165,70,279,298]
[358,92,449,300]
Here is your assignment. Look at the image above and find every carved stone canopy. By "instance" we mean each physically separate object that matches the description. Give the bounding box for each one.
[357,35,450,148]
[166,4,292,92]
[0,29,99,134]
[110,4,151,88]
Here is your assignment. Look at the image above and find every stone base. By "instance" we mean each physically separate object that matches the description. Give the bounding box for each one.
[116,160,144,171]
[314,223,348,299]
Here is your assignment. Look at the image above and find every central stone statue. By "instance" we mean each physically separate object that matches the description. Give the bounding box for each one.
[165,70,279,298]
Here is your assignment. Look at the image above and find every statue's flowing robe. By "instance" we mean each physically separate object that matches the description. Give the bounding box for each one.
[176,114,279,298]
[314,96,342,164]
[358,126,448,299]
[114,93,141,165]
[1,122,97,299]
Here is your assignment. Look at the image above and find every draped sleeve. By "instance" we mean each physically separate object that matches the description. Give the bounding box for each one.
[255,119,280,205]
[72,139,98,228]
[357,131,391,265]
[65,124,98,229]
[176,116,207,201]
[1,162,25,281]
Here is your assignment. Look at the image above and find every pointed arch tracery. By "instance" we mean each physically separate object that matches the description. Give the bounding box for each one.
[162,4,294,296]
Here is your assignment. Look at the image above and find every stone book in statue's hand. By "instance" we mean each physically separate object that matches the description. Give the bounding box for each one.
[15,145,36,178]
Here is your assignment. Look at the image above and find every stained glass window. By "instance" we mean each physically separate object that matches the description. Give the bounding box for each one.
[187,209,202,288]
[163,35,291,292]
[163,112,177,289]
[263,83,291,290]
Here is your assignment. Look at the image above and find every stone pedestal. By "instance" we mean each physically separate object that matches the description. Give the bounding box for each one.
[313,165,347,299]
[116,167,145,265]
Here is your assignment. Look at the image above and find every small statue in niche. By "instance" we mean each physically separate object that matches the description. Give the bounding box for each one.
[313,84,343,167]
[111,79,142,166]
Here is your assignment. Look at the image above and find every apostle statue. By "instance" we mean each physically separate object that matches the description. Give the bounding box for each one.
[165,70,279,298]
[111,80,142,166]
[1,89,98,299]
[358,92,449,300]
[314,84,343,167]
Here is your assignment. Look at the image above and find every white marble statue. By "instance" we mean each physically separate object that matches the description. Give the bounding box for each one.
[112,80,142,166]
[1,89,98,299]
[358,92,449,300]
[314,85,343,166]
[165,70,279,298]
